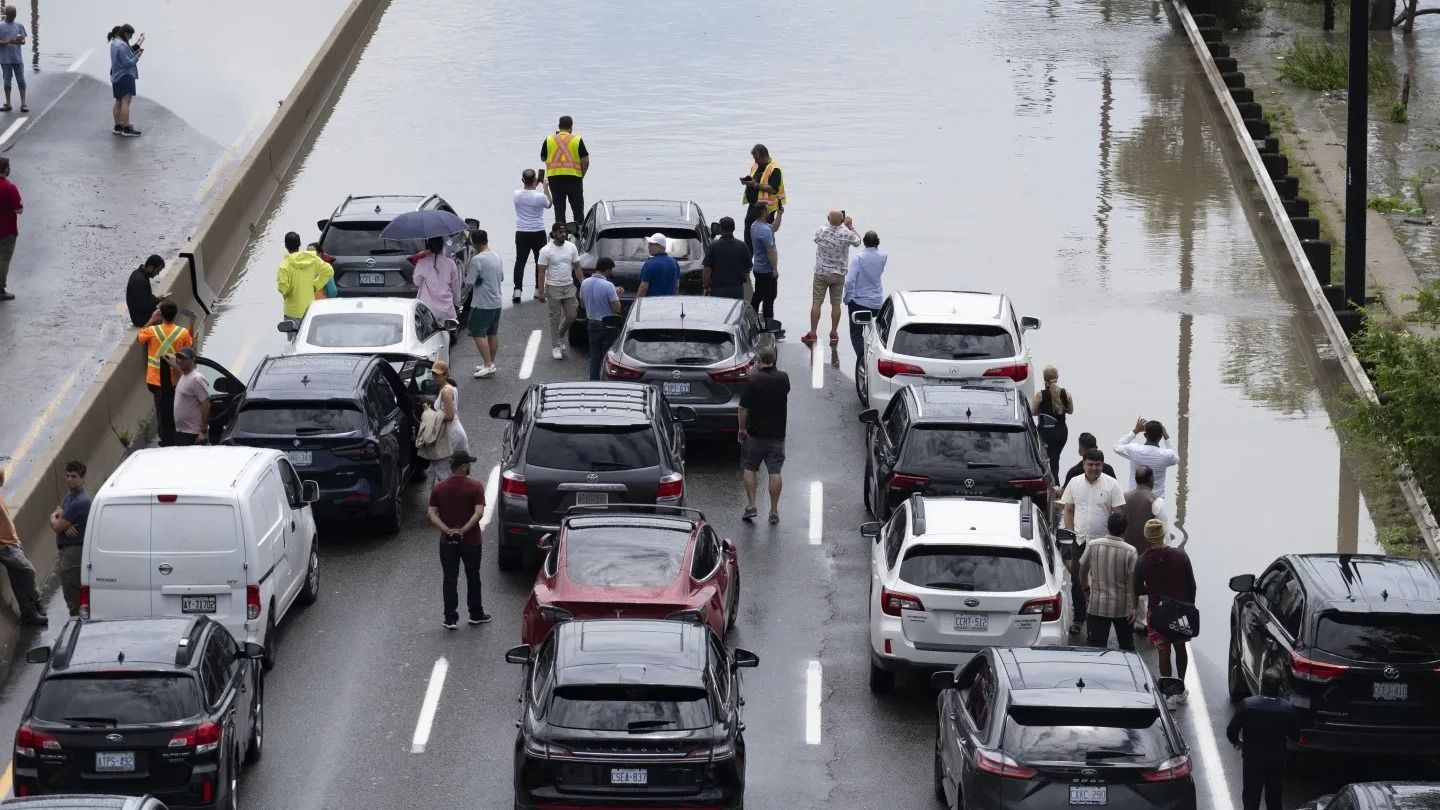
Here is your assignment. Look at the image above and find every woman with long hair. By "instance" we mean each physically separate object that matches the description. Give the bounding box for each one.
[427,361,469,482]
[107,24,143,137]
[1031,364,1073,480]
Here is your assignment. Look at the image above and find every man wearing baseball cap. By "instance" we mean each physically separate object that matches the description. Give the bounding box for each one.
[171,346,210,446]
[637,232,679,298]
[427,451,490,629]
[1135,517,1195,708]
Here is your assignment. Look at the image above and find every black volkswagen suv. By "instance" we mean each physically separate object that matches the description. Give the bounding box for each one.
[315,194,475,309]
[859,382,1054,520]
[1227,554,1440,755]
[506,619,758,810]
[14,617,264,808]
[490,382,693,570]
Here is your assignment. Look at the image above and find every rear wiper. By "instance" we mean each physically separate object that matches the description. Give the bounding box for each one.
[669,357,714,365]
[588,462,630,470]
[369,249,406,255]
[965,462,1003,469]
[950,352,991,359]
[64,716,119,727]
[1084,750,1142,760]
[627,720,675,732]
[925,581,974,591]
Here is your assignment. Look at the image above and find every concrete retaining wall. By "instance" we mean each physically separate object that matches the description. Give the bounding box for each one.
[0,0,390,664]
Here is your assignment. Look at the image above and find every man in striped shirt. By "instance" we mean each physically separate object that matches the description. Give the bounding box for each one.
[1078,512,1138,651]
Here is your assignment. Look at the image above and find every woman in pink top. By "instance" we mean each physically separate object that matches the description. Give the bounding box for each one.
[413,236,460,322]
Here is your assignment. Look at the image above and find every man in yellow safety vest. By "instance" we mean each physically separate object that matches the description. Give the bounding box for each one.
[541,115,589,232]
[138,298,196,445]
[741,143,786,249]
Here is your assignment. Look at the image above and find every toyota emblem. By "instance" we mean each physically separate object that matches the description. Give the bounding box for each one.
[106,733,124,743]
[365,257,376,267]
[671,370,682,378]
[586,473,598,482]
[158,564,173,576]
[964,598,980,608]
[1384,665,1401,680]
[964,478,976,489]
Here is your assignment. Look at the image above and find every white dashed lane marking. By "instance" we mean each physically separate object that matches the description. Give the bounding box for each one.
[410,657,449,754]
[518,330,542,380]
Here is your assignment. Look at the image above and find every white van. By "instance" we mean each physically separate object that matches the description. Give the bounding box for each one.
[82,446,321,669]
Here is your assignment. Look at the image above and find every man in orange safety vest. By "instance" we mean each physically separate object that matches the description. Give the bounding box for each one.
[541,115,589,233]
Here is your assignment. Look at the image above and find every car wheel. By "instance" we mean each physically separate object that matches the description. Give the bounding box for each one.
[868,660,893,694]
[863,458,874,516]
[497,518,522,572]
[1227,637,1250,702]
[261,610,277,672]
[298,543,320,606]
[856,357,869,407]
[933,725,946,803]
[244,677,264,764]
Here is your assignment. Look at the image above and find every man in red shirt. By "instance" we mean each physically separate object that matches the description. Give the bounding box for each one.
[0,156,22,300]
[427,451,490,629]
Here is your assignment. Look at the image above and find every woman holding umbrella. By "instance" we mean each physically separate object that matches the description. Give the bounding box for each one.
[414,235,461,325]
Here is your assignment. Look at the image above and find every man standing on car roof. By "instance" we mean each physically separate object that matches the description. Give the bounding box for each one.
[0,465,44,625]
[637,233,679,298]
[738,342,789,525]
[428,451,490,630]
[580,258,621,381]
[541,115,588,232]
[702,216,751,300]
[1227,668,1301,810]
[741,143,785,249]
[48,460,90,617]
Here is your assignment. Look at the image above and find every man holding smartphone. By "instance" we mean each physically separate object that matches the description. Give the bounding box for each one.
[741,144,785,249]
[427,452,490,629]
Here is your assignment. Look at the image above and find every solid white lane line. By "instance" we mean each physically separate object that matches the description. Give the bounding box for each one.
[410,657,449,754]
[1184,668,1236,810]
[0,117,26,148]
[808,481,823,545]
[518,330,541,380]
[67,49,93,72]
[811,344,823,389]
[479,465,500,529]
[805,660,822,745]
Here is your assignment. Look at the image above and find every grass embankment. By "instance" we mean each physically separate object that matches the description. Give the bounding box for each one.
[1278,38,1394,92]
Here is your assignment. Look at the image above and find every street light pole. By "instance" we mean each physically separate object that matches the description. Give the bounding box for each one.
[1344,0,1369,308]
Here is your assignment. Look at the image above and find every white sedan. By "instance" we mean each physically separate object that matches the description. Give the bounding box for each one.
[280,297,453,366]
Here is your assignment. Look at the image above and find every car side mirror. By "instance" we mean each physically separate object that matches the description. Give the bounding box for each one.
[316,219,329,232]
[240,642,266,660]
[277,319,300,335]
[762,318,782,334]
[672,406,697,423]
[851,310,873,325]
[25,646,50,664]
[722,538,737,556]
[489,403,514,421]
[505,644,532,665]
[1021,316,1041,331]
[537,533,554,552]
[1229,574,1256,593]
[301,480,320,504]
[602,314,623,329]
[464,217,480,229]
[930,670,957,690]
[213,376,237,395]
[858,409,879,425]
[440,318,460,331]
[860,521,882,540]
[732,648,760,669]
[1056,527,1076,545]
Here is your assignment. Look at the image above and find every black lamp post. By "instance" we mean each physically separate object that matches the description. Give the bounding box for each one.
[1344,0,1369,309]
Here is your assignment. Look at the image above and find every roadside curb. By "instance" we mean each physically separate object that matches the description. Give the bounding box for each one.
[1166,0,1440,560]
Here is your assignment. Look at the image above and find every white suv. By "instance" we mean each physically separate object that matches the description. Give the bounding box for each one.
[852,290,1040,411]
[865,495,1069,693]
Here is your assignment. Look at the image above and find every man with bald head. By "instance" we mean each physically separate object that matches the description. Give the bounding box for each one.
[804,210,860,345]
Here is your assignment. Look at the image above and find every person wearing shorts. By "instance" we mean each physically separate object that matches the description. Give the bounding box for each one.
[737,342,789,525]
[0,6,29,113]
[465,228,504,378]
[803,211,859,345]
[107,24,143,137]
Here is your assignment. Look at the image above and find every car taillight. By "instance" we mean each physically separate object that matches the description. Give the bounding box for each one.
[169,720,222,754]
[887,472,930,491]
[604,356,644,381]
[1008,477,1049,493]
[877,357,926,378]
[709,360,754,383]
[657,473,684,501]
[974,748,1037,780]
[333,440,380,460]
[247,585,261,621]
[880,587,924,616]
[537,606,574,624]
[79,585,90,619]
[1291,652,1348,682]
[1019,595,1062,622]
[1141,755,1192,782]
[16,724,60,757]
[201,779,214,804]
[501,470,528,499]
[983,363,1029,382]
[522,737,574,759]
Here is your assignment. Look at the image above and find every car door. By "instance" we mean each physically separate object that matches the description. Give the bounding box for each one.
[412,301,449,364]
[200,631,243,751]
[871,397,908,513]
[274,459,310,614]
[367,370,403,495]
[689,526,727,626]
[950,656,995,792]
[1244,564,1294,680]
[194,357,248,442]
[871,505,907,598]
[868,297,895,390]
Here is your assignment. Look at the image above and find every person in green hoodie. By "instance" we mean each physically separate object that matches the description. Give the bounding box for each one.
[276,231,333,321]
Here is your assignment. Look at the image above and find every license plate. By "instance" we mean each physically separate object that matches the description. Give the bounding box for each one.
[287,450,312,467]
[95,751,135,773]
[610,767,648,785]
[662,381,691,397]
[359,272,386,286]
[1070,785,1107,805]
[575,492,608,506]
[954,612,988,630]
[1374,682,1409,701]
[181,595,216,614]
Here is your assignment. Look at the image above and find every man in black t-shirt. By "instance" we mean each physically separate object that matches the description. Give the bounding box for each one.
[1061,432,1116,489]
[737,342,789,525]
[125,254,166,327]
[702,217,752,300]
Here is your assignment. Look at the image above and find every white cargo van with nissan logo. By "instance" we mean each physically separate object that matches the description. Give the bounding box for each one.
[81,446,321,669]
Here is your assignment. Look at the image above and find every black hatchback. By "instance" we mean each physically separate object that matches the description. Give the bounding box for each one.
[1227,554,1440,755]
[859,383,1054,520]
[505,619,758,810]
[14,617,264,809]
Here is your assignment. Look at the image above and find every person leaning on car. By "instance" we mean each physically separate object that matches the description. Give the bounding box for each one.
[702,216,751,300]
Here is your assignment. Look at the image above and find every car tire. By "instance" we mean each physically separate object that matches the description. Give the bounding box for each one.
[261,610,277,672]
[244,676,264,764]
[868,660,893,694]
[497,518,522,572]
[1227,638,1250,702]
[298,543,320,606]
[933,725,946,803]
[856,357,869,407]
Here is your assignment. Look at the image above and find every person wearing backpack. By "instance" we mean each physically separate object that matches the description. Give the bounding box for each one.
[1135,518,1197,709]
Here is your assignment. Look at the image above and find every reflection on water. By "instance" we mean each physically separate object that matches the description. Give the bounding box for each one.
[28,0,37,72]
[1096,68,1114,283]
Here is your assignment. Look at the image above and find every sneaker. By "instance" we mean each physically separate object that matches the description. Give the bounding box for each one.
[442,620,458,630]
[512,289,522,303]
[828,331,840,345]
[113,124,124,136]
[1172,688,1188,706]
[741,506,758,522]
[1164,695,1177,711]
[1068,622,1082,636]
[768,513,780,525]
[800,332,818,344]
[0,291,13,301]
[468,614,493,625]
[478,364,497,378]
[551,347,563,360]
[120,125,142,138]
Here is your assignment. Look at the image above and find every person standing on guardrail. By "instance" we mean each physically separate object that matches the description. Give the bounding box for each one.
[803,211,859,346]
[171,348,210,446]
[276,231,332,322]
[48,461,89,617]
[0,6,30,114]
[107,24,143,137]
[125,255,167,326]
[581,258,621,380]
[466,229,504,379]
[702,216,751,300]
[541,116,588,232]
[538,222,582,361]
[0,155,19,301]
[0,465,45,626]
[738,341,789,525]
[427,451,489,630]
[842,230,886,357]
[512,169,552,303]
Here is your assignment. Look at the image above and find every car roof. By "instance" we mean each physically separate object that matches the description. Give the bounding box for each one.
[331,194,435,221]
[106,446,276,494]
[1351,782,1440,808]
[248,354,374,398]
[1289,554,1440,615]
[906,384,1025,424]
[59,618,202,670]
[893,290,1009,324]
[301,297,418,319]
[565,515,698,534]
[594,199,702,229]
[553,620,709,689]
[533,382,654,425]
[1,797,158,809]
[628,296,745,330]
[999,647,1152,696]
[903,497,1041,547]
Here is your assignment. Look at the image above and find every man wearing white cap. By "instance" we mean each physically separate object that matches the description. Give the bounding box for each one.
[637,233,680,298]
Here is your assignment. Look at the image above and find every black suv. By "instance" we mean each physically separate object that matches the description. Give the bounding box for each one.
[576,200,712,302]
[859,383,1054,520]
[490,382,694,570]
[198,353,425,531]
[1227,554,1440,755]
[14,618,264,809]
[505,619,758,810]
[1301,782,1440,810]
[932,647,1195,810]
[315,194,475,309]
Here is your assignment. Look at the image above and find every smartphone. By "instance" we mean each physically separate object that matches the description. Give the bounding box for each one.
[842,210,847,218]
[537,168,545,180]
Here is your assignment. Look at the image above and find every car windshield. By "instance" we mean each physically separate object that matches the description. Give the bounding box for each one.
[1315,613,1440,663]
[623,329,735,365]
[899,425,1034,474]
[32,674,203,725]
[548,684,713,731]
[305,313,405,348]
[596,228,701,261]
[564,526,693,587]
[526,425,659,471]
[899,545,1045,592]
[893,324,1015,360]
[233,402,368,436]
[1002,705,1168,763]
[319,221,424,257]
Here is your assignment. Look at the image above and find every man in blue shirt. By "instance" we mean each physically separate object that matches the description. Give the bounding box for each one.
[48,460,90,617]
[580,258,622,379]
[749,202,779,321]
[0,6,28,113]
[843,230,887,357]
[637,233,679,298]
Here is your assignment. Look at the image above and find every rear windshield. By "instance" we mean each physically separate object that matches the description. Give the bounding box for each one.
[234,403,368,436]
[319,221,423,257]
[899,545,1045,592]
[305,313,405,348]
[899,425,1034,474]
[33,674,203,725]
[526,425,659,471]
[151,505,238,554]
[564,527,692,587]
[1002,706,1168,762]
[548,685,712,731]
[1315,614,1440,663]
[597,228,702,261]
[893,324,1015,361]
[623,329,735,365]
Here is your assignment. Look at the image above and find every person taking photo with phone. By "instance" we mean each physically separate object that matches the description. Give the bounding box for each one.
[107,24,144,137]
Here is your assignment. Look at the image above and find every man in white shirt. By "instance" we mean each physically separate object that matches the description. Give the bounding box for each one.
[1059,448,1126,636]
[512,170,552,302]
[1114,418,1180,496]
[537,222,582,360]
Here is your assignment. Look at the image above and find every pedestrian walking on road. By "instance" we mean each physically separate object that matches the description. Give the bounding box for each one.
[1121,465,1165,556]
[741,144,785,248]
[738,341,789,525]
[1031,365,1072,480]
[1227,669,1301,810]
[1135,518,1195,707]
[581,258,621,381]
[171,347,210,446]
[537,222,581,360]
[1061,432,1115,489]
[702,216,751,300]
[125,254,167,326]
[803,211,860,346]
[0,465,45,626]
[48,460,89,617]
[414,235,461,324]
[138,299,194,446]
[749,203,779,322]
[843,230,886,357]
[1078,512,1137,651]
[541,116,588,232]
[276,231,332,321]
[107,24,143,137]
[0,155,20,301]
[466,229,504,379]
[512,169,551,302]
[427,451,490,630]
[0,6,30,113]
[427,361,468,482]
[637,233,679,298]
[1059,448,1126,635]
[1114,417,1179,496]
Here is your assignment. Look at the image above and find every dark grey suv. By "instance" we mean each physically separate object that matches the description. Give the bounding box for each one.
[489,382,694,571]
[316,194,475,310]
[576,199,712,303]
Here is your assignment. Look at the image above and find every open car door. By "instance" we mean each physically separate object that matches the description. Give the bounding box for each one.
[194,356,248,443]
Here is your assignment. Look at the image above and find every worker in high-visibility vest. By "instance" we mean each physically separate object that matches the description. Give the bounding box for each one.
[741,143,786,250]
[541,115,589,232]
[138,298,195,446]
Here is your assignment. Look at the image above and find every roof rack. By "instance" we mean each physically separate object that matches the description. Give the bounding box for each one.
[565,504,704,521]
[50,620,86,671]
[175,617,208,668]
[1019,496,1034,540]
[910,495,927,536]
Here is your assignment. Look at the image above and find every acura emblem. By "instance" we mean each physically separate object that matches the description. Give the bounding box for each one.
[365,257,376,267]
[106,733,123,743]
[586,473,598,482]
[671,370,682,378]
[965,598,980,608]
[964,478,976,488]
[1384,665,1400,680]
[949,366,959,375]
[158,564,173,576]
